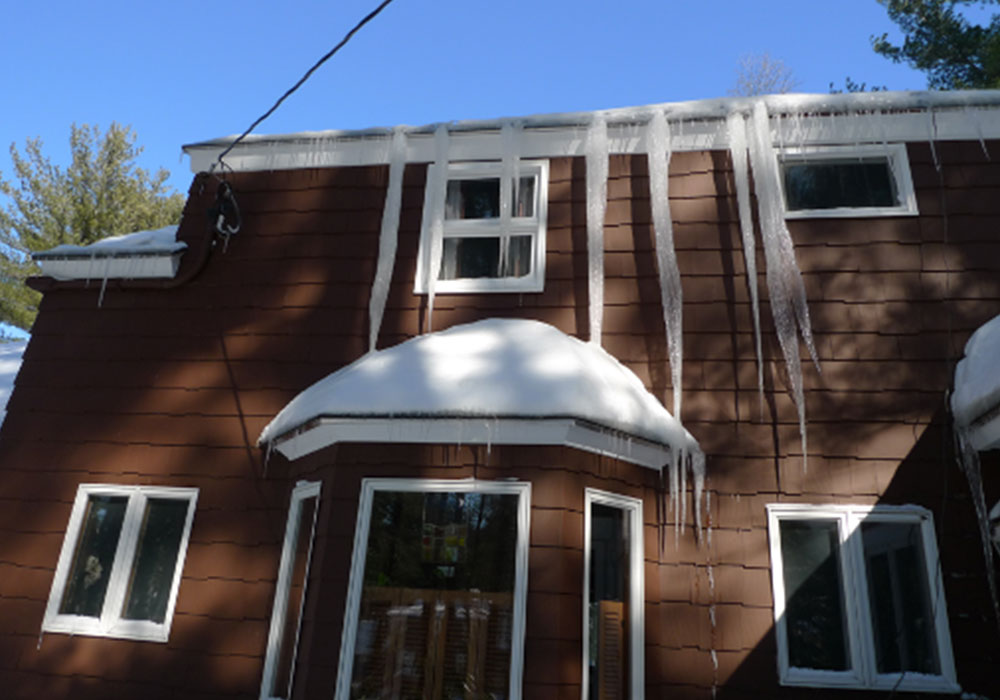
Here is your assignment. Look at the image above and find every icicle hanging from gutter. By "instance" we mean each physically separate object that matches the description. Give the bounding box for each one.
[746,101,820,466]
[499,122,522,276]
[726,111,765,412]
[368,127,407,353]
[955,428,1000,631]
[646,110,684,419]
[422,125,450,333]
[585,113,609,345]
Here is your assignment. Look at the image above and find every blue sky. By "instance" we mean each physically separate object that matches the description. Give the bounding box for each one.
[1,0,933,196]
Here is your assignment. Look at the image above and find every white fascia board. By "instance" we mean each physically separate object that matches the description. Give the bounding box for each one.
[185,96,1000,175]
[272,416,671,469]
[37,253,185,281]
[969,409,1000,452]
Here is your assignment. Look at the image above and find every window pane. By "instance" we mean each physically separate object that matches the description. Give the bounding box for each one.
[440,237,500,279]
[59,495,128,617]
[446,179,500,220]
[514,176,535,218]
[349,490,519,700]
[861,522,940,675]
[783,159,896,210]
[271,495,318,699]
[589,503,630,700]
[121,497,189,623]
[504,236,532,278]
[779,519,850,671]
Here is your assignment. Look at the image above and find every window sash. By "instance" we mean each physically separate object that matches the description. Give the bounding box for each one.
[42,484,198,643]
[335,479,530,700]
[766,504,958,693]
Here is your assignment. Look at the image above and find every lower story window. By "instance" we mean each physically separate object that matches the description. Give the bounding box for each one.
[766,503,959,693]
[42,484,198,642]
[336,479,530,700]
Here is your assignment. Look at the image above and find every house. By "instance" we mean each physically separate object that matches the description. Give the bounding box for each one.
[2,90,1000,699]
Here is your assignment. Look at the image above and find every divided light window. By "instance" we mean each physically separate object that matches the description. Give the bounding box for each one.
[766,504,959,693]
[42,484,198,642]
[335,479,530,700]
[416,161,548,294]
[779,144,917,219]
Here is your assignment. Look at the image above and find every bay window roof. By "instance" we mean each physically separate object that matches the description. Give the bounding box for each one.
[953,313,1000,451]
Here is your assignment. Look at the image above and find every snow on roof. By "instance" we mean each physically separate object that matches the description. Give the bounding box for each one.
[0,341,27,427]
[258,318,695,451]
[34,225,185,259]
[953,313,1000,428]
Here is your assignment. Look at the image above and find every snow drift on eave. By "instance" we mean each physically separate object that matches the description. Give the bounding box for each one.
[0,341,26,427]
[34,225,185,259]
[258,318,696,454]
[952,312,1000,430]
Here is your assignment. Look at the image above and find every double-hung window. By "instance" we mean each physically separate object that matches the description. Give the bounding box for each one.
[415,161,548,293]
[336,479,530,700]
[779,144,917,218]
[766,503,958,693]
[43,484,198,642]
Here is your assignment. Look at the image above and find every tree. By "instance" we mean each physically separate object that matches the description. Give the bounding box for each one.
[0,123,185,330]
[728,52,800,97]
[872,0,1000,89]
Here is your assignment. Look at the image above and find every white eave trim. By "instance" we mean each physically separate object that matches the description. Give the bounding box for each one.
[967,403,1000,452]
[271,416,672,469]
[34,252,186,281]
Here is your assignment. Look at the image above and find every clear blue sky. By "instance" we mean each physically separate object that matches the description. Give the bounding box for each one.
[1,0,933,196]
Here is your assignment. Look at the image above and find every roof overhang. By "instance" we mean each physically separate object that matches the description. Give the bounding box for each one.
[33,251,186,281]
[270,416,673,470]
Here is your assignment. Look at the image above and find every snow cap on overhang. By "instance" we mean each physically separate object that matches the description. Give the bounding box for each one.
[258,318,699,468]
[33,225,187,280]
[953,312,1000,451]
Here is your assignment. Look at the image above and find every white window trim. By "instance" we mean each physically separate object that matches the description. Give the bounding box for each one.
[414,160,549,294]
[42,483,198,643]
[259,480,322,700]
[766,503,959,694]
[334,478,531,700]
[779,143,918,219]
[582,488,644,700]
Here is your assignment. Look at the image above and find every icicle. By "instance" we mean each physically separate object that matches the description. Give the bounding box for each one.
[691,445,706,536]
[746,101,820,468]
[646,110,685,419]
[926,107,941,173]
[423,125,450,332]
[368,127,407,353]
[727,111,764,413]
[585,113,609,345]
[956,427,1000,631]
[669,446,680,546]
[499,122,522,276]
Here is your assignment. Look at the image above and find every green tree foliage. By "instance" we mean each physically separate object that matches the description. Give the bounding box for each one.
[873,0,1000,88]
[0,123,185,330]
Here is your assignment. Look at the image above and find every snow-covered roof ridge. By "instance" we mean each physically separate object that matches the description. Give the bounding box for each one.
[258,318,696,452]
[34,225,185,259]
[953,313,1000,429]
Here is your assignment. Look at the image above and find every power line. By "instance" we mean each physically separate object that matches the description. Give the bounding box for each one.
[212,0,398,171]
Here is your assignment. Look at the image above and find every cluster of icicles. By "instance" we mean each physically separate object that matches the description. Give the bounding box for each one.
[364,100,826,534]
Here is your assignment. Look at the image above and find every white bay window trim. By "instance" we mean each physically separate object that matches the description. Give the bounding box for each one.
[335,478,531,700]
[766,503,959,694]
[415,160,548,294]
[42,484,198,643]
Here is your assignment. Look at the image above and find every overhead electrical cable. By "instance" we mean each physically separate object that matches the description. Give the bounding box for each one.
[212,0,398,171]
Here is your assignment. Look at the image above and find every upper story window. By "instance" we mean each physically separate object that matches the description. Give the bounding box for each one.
[415,160,548,294]
[766,503,959,694]
[42,484,198,642]
[780,144,917,219]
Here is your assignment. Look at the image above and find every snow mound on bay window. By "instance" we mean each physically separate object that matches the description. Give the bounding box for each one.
[38,225,185,258]
[0,341,27,426]
[258,318,695,451]
[953,313,1000,427]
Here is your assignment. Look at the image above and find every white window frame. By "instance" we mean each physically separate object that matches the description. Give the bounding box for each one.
[779,143,917,219]
[582,488,644,700]
[259,480,322,700]
[42,483,198,642]
[335,478,531,700]
[414,160,549,294]
[767,503,959,693]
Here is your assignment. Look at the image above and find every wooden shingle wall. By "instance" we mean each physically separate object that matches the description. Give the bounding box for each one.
[0,139,998,699]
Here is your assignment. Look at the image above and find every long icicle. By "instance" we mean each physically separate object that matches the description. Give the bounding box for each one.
[585,113,609,345]
[423,125,449,333]
[747,101,819,468]
[499,122,521,276]
[647,110,684,419]
[727,111,765,413]
[368,127,407,352]
[957,428,1000,631]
